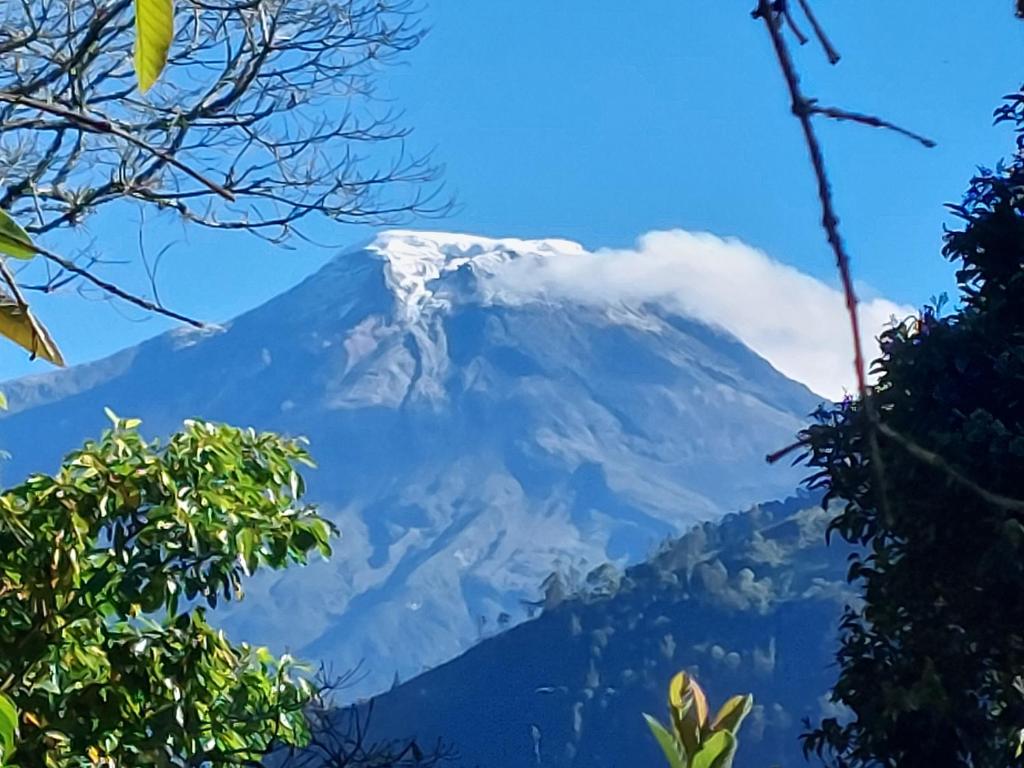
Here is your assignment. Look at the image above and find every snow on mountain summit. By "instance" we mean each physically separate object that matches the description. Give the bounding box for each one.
[366,229,587,321]
[361,229,911,400]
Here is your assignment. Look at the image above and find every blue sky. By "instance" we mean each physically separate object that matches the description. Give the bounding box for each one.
[2,2,1022,380]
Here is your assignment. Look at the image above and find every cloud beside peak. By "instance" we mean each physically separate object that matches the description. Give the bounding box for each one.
[485,229,914,400]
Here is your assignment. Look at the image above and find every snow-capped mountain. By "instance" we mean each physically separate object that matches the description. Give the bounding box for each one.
[0,230,823,696]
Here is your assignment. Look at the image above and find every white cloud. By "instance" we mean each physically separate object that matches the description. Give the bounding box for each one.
[484,230,914,399]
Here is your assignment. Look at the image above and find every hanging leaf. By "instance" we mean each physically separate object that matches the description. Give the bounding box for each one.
[0,296,65,366]
[0,211,36,260]
[134,0,174,93]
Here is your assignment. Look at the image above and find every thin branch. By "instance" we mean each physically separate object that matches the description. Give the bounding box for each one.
[768,422,1024,514]
[877,423,1024,513]
[755,0,868,397]
[0,257,33,312]
[795,0,841,64]
[782,4,809,45]
[808,102,937,148]
[21,239,204,328]
[0,0,443,251]
[754,1,898,518]
[766,438,802,465]
[0,91,235,201]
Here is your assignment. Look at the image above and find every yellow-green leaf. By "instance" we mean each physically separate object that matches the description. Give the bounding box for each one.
[0,692,17,761]
[0,297,65,366]
[710,694,753,736]
[134,0,174,93]
[0,211,36,260]
[669,671,709,755]
[669,672,708,727]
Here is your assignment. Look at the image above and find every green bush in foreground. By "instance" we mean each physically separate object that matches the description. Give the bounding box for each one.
[0,414,335,768]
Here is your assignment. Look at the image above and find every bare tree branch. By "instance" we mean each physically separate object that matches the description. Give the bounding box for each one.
[808,102,937,148]
[752,1,935,398]
[0,91,235,200]
[795,0,840,64]
[753,0,869,397]
[0,0,446,326]
[14,237,205,328]
[273,671,459,768]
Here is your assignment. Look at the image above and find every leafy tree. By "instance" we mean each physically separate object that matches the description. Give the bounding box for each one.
[0,413,335,768]
[800,86,1024,767]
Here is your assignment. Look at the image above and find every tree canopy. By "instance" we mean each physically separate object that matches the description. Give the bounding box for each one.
[0,414,335,768]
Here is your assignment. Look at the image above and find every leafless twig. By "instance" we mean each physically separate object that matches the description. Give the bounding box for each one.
[276,671,458,768]
[754,0,869,397]
[19,238,204,328]
[0,92,235,200]
[781,4,809,45]
[808,102,936,148]
[795,0,840,63]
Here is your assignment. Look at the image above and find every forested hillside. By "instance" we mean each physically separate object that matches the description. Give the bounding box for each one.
[366,493,852,767]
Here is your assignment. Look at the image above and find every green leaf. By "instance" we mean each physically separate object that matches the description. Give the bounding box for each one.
[710,694,753,736]
[0,297,65,366]
[691,730,737,768]
[0,692,18,762]
[134,0,174,92]
[644,714,686,768]
[0,211,35,260]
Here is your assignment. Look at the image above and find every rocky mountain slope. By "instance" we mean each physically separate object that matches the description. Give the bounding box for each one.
[0,231,823,695]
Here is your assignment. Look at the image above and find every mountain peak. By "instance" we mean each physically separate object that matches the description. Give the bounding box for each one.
[0,229,823,697]
[365,229,586,321]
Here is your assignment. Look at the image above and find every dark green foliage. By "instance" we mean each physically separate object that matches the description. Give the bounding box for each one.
[0,414,335,768]
[800,87,1024,767]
